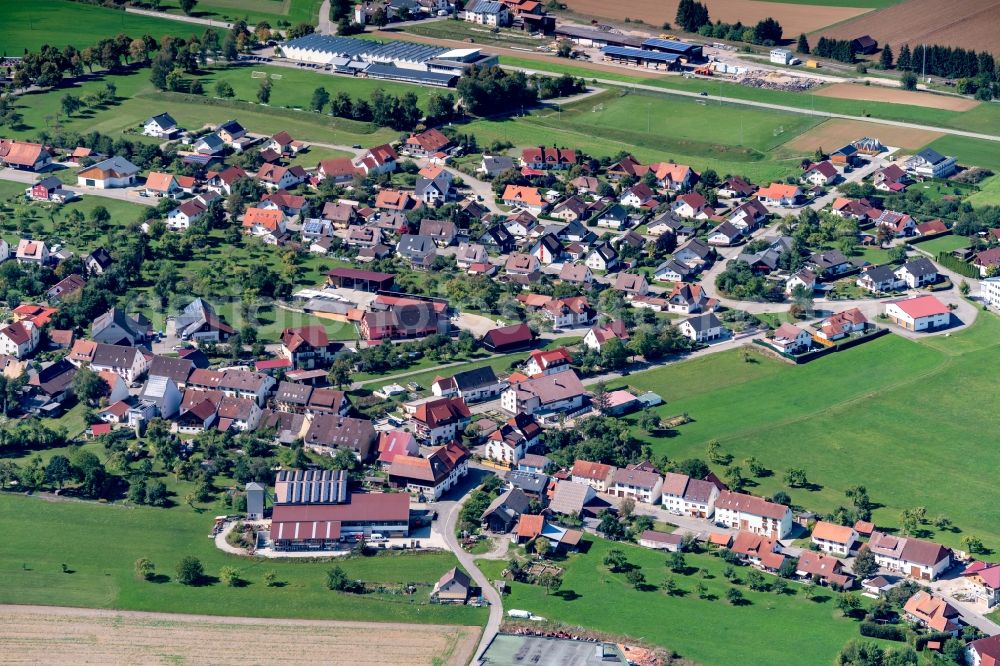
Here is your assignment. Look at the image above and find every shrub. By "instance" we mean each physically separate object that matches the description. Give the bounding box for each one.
[859,621,907,641]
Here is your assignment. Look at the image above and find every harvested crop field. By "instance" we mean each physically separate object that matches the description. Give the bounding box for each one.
[814,83,980,111]
[782,118,942,151]
[820,0,1000,54]
[562,0,869,37]
[1,605,480,665]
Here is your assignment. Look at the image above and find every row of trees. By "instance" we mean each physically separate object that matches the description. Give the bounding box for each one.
[812,37,857,64]
[696,18,783,46]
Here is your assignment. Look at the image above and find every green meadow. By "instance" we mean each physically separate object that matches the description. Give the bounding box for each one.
[626,314,1000,551]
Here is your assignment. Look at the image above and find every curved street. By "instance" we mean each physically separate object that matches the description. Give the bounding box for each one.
[438,476,504,666]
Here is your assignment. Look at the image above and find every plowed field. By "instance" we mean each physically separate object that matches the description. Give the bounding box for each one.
[821,0,1000,54]
[1,605,480,666]
[562,0,870,37]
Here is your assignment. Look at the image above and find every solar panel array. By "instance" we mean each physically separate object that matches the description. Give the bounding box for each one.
[284,34,447,64]
[601,46,680,64]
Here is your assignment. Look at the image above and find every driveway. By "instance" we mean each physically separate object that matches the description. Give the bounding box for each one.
[926,567,1000,636]
[1,167,156,207]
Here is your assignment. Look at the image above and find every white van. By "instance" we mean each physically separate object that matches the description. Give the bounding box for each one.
[369,533,387,542]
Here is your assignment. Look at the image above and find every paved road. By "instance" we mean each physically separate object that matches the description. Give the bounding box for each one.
[437,471,504,665]
[317,0,336,35]
[926,568,1000,636]
[125,7,233,29]
[0,167,156,207]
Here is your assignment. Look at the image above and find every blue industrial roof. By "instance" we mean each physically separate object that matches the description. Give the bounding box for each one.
[641,38,700,54]
[602,46,680,63]
[364,63,458,87]
[284,33,446,63]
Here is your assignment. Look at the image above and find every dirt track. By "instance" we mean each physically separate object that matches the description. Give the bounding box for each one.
[814,83,979,111]
[820,0,1000,54]
[561,0,869,37]
[0,605,480,665]
[782,117,942,151]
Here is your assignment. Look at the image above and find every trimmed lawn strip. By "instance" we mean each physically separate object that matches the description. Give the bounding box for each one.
[967,175,1000,207]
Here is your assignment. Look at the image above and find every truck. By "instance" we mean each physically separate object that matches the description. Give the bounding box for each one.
[507,609,531,619]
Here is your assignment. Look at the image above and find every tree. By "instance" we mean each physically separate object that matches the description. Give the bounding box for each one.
[264,571,278,587]
[661,576,681,596]
[220,566,241,587]
[797,33,810,54]
[724,465,745,492]
[215,80,235,97]
[603,548,628,573]
[134,557,155,581]
[879,44,894,69]
[771,490,792,506]
[725,587,744,605]
[327,565,349,591]
[44,455,72,489]
[707,439,729,465]
[746,569,768,591]
[175,556,204,585]
[901,71,918,91]
[852,547,879,578]
[534,536,551,559]
[897,43,912,70]
[60,94,82,118]
[625,568,646,590]
[597,510,625,541]
[836,592,863,617]
[538,570,563,595]
[72,366,107,407]
[179,0,198,15]
[667,551,686,573]
[962,535,986,554]
[257,75,273,104]
[311,86,330,113]
[619,497,635,520]
[783,467,808,488]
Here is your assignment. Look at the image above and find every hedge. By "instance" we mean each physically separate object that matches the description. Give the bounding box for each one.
[914,631,956,651]
[936,251,980,279]
[860,621,907,642]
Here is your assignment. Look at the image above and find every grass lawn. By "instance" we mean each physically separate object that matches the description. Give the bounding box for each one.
[626,314,1000,551]
[967,175,1000,207]
[914,234,969,255]
[0,493,486,626]
[7,67,397,148]
[465,89,818,183]
[907,179,979,201]
[404,19,545,48]
[154,0,322,26]
[479,536,866,665]
[924,135,1000,174]
[0,0,222,52]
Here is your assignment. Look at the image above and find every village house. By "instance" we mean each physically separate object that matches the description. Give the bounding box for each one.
[481,323,534,354]
[415,172,453,207]
[262,191,307,217]
[583,319,629,351]
[674,238,713,270]
[500,370,586,417]
[874,210,916,238]
[521,146,576,170]
[638,530,684,552]
[678,312,725,343]
[857,264,902,294]
[302,414,377,460]
[376,430,419,467]
[895,257,938,288]
[714,490,793,538]
[522,347,573,378]
[409,396,472,444]
[620,182,657,209]
[431,567,471,604]
[961,561,1000,609]
[479,154,516,178]
[484,413,542,465]
[68,340,149,384]
[796,551,854,588]
[396,234,437,269]
[242,207,287,243]
[769,322,812,354]
[903,591,961,633]
[610,464,663,504]
[187,368,276,406]
[661,472,720,518]
[0,321,39,359]
[706,221,743,247]
[801,161,839,186]
[666,283,716,315]
[653,162,693,191]
[166,196,209,231]
[77,156,139,189]
[967,635,1000,666]
[46,274,86,303]
[785,267,816,296]
[731,531,786,572]
[808,250,852,279]
[404,129,452,157]
[817,308,868,341]
[831,197,876,222]
[867,531,952,580]
[357,144,399,175]
[502,185,547,215]
[0,140,54,171]
[756,183,802,207]
[280,326,341,369]
[541,296,596,329]
[718,176,755,199]
[654,259,696,283]
[206,166,248,196]
[550,196,590,223]
[811,521,858,556]
[513,514,583,553]
[884,295,950,331]
[558,262,593,286]
[267,131,307,156]
[873,164,909,193]
[27,176,76,203]
[570,459,616,493]
[614,272,649,297]
[585,242,619,272]
[481,487,532,533]
[672,192,714,220]
[91,308,150,346]
[464,0,511,26]
[431,366,505,403]
[504,252,541,284]
[388,441,469,499]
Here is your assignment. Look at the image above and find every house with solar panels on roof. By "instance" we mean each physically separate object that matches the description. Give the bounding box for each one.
[279,34,496,87]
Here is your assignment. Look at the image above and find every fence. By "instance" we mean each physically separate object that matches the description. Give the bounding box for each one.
[754,327,889,365]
